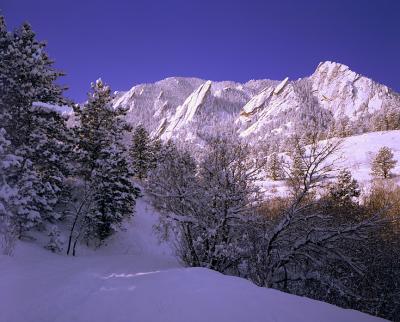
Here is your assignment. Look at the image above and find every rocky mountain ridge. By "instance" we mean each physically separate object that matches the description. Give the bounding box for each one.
[112,61,400,142]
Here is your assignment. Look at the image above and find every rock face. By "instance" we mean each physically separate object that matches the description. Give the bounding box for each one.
[238,78,299,137]
[310,61,391,118]
[113,61,400,142]
[160,81,212,140]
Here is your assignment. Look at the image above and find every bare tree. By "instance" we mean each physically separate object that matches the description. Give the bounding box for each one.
[147,137,264,272]
[284,133,342,194]
[245,134,386,300]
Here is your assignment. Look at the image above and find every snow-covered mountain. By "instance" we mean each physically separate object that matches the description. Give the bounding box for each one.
[113,61,400,142]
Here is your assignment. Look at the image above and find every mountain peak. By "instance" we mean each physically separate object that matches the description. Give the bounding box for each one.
[313,61,353,78]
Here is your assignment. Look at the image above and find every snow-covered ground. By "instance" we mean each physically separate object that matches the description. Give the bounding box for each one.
[263,130,400,196]
[0,195,387,322]
[340,130,400,182]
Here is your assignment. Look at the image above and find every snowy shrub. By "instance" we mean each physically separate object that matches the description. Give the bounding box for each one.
[147,137,262,272]
[45,225,63,253]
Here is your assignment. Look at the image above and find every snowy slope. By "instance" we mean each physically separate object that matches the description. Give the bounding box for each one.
[262,130,400,196]
[339,130,400,182]
[0,196,387,322]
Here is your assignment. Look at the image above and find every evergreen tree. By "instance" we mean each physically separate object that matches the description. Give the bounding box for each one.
[267,152,284,181]
[0,128,18,253]
[287,138,307,190]
[68,79,140,255]
[371,146,397,179]
[130,125,152,179]
[329,169,360,206]
[372,104,400,132]
[0,17,72,237]
[387,107,400,130]
[149,138,162,171]
[334,117,352,138]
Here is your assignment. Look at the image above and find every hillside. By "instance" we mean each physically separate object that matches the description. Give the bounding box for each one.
[0,196,387,322]
[263,130,400,196]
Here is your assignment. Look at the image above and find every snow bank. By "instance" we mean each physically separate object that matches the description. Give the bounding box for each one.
[0,194,387,322]
[0,246,385,322]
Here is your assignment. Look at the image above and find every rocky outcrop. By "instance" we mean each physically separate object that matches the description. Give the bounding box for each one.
[159,81,212,139]
[237,61,400,138]
[111,61,400,143]
[310,61,391,118]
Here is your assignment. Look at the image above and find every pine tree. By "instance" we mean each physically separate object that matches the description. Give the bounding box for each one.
[68,79,140,255]
[130,125,152,179]
[329,169,360,206]
[0,17,72,237]
[287,139,307,190]
[387,107,400,130]
[371,146,397,179]
[88,144,138,241]
[334,117,352,138]
[267,152,284,181]
[0,128,18,253]
[149,138,162,171]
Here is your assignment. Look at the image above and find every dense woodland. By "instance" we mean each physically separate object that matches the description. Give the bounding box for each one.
[0,17,399,321]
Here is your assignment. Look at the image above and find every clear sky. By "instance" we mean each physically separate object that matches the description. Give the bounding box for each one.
[2,0,400,102]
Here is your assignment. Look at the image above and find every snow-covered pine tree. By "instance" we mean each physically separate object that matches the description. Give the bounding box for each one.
[149,138,162,171]
[371,146,397,179]
[372,104,400,132]
[130,125,152,179]
[0,17,72,237]
[267,152,284,181]
[286,137,307,191]
[334,117,352,138]
[87,143,139,242]
[0,128,19,254]
[0,127,45,239]
[0,16,10,120]
[329,169,360,206]
[68,79,139,255]
[387,106,400,130]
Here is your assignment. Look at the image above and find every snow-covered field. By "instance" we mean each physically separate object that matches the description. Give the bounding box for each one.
[0,196,387,322]
[263,130,400,195]
[340,130,400,182]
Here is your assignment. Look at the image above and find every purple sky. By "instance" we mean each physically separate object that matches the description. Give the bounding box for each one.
[2,0,400,102]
